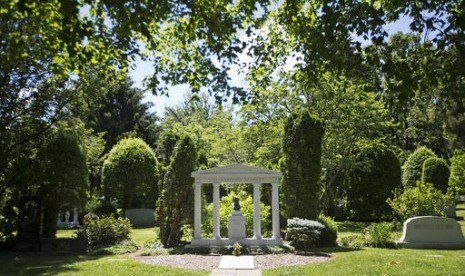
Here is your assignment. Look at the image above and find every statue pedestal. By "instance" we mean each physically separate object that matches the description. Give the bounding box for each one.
[228,211,246,240]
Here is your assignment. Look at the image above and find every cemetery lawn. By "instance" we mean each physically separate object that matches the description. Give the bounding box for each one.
[263,247,465,276]
[8,204,464,275]
[55,227,159,246]
[0,253,208,276]
[265,203,465,275]
[129,227,159,246]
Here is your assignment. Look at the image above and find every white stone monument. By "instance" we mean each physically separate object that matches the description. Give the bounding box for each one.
[64,210,70,227]
[57,212,63,228]
[188,164,282,247]
[396,216,465,249]
[71,208,79,227]
[228,197,246,240]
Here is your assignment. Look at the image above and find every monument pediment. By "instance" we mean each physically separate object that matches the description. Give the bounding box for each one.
[192,164,281,178]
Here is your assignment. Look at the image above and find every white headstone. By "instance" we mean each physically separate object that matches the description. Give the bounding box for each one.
[396,216,465,249]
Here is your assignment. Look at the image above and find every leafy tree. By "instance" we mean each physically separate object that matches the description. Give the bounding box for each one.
[158,136,198,247]
[402,147,437,188]
[38,128,88,238]
[0,0,266,202]
[162,93,248,167]
[449,149,465,195]
[80,75,160,152]
[346,144,401,221]
[102,138,157,211]
[302,72,396,213]
[446,99,465,151]
[422,157,450,194]
[376,33,449,155]
[281,111,324,220]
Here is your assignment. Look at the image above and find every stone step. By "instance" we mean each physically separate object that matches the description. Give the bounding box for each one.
[211,269,261,276]
[218,256,254,269]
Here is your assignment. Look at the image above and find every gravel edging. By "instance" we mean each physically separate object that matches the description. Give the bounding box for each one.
[254,253,331,269]
[134,253,331,270]
[136,254,222,270]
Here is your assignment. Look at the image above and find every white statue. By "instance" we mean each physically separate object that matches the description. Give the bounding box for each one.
[57,212,62,227]
[65,210,70,227]
[72,208,79,227]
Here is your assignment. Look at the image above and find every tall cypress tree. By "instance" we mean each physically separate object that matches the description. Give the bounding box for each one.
[158,136,198,246]
[281,111,325,220]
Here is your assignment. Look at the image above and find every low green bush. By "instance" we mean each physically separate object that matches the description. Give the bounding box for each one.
[286,217,325,252]
[83,213,131,247]
[365,222,395,248]
[339,234,367,249]
[317,215,338,247]
[141,241,171,256]
[339,223,395,249]
[387,182,449,221]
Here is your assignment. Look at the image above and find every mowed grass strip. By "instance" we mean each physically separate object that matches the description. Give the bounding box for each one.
[0,253,209,276]
[263,247,465,276]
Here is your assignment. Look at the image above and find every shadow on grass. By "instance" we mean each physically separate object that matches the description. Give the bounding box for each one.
[0,252,104,276]
[337,221,371,233]
[314,246,363,254]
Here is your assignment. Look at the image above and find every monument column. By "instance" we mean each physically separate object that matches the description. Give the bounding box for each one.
[193,182,202,239]
[271,182,281,240]
[213,183,221,239]
[253,182,262,239]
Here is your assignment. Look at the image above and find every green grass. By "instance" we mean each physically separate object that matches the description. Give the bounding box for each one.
[0,253,208,276]
[265,202,465,275]
[456,202,465,234]
[130,227,159,246]
[56,229,79,238]
[56,226,159,246]
[263,247,465,276]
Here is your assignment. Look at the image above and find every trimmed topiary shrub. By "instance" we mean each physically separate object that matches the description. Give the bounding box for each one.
[102,137,158,211]
[387,182,449,221]
[83,213,132,247]
[316,215,338,247]
[39,129,88,238]
[286,217,325,252]
[281,111,324,220]
[402,147,436,188]
[449,149,465,195]
[422,157,450,194]
[346,144,401,221]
